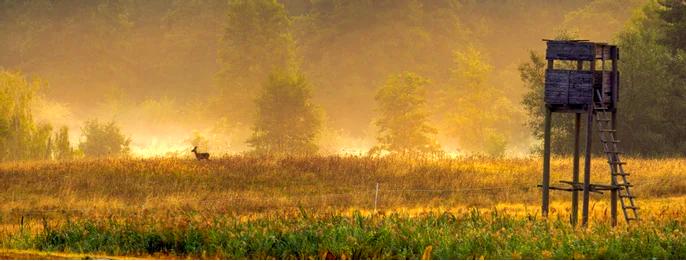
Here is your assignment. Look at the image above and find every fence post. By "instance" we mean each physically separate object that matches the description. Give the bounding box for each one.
[374,182,379,214]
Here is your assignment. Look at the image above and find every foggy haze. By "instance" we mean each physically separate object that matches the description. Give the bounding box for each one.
[0,0,644,157]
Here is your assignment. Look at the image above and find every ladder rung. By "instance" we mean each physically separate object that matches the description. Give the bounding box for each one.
[604,151,624,154]
[624,206,640,210]
[600,129,616,132]
[619,195,635,198]
[626,217,640,221]
[617,183,633,187]
[597,118,611,121]
[608,161,626,165]
[613,172,630,176]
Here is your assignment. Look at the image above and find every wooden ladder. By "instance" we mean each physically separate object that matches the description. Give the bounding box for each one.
[593,89,639,223]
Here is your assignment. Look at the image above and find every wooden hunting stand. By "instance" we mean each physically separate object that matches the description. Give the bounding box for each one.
[540,40,638,227]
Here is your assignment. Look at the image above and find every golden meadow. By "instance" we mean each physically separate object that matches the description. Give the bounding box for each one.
[1,156,685,259]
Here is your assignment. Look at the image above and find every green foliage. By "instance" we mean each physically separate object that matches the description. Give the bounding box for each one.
[78,120,130,158]
[53,126,73,160]
[658,0,686,51]
[519,51,546,141]
[4,211,685,259]
[29,123,52,160]
[248,71,321,155]
[443,48,521,156]
[372,72,440,156]
[519,51,582,154]
[0,71,53,161]
[219,0,295,80]
[654,0,686,152]
[615,1,686,155]
[216,0,296,123]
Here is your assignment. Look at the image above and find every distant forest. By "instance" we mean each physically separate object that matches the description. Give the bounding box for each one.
[1,0,684,158]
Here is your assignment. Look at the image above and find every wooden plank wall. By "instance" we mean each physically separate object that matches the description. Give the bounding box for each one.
[545,70,569,104]
[569,71,593,104]
[545,70,594,105]
[546,42,595,60]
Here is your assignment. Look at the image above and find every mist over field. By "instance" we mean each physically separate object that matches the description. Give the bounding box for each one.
[0,0,653,158]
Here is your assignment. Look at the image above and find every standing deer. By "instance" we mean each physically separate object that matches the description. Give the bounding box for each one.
[191,146,210,160]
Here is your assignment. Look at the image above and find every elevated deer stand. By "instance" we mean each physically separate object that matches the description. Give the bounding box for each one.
[540,40,638,227]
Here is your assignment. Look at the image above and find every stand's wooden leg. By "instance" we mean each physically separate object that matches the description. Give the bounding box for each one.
[572,113,581,226]
[611,111,618,226]
[542,108,552,217]
[582,110,593,227]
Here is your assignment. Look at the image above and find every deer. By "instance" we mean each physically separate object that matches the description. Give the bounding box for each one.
[191,146,210,160]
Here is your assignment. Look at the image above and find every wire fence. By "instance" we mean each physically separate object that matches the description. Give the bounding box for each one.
[1,177,671,220]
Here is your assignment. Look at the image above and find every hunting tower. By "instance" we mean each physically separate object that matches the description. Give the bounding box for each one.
[540,40,638,226]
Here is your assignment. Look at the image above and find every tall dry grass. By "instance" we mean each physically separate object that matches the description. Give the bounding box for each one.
[0,155,684,223]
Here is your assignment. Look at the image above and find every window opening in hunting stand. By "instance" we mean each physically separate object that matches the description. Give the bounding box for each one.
[539,39,638,227]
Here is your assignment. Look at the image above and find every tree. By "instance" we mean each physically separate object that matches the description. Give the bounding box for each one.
[0,70,53,161]
[79,120,130,157]
[248,71,321,155]
[443,48,522,156]
[54,126,73,160]
[216,0,296,123]
[371,72,440,156]
[615,1,686,154]
[29,123,52,160]
[655,0,686,153]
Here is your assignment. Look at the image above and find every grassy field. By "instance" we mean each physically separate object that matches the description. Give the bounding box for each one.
[0,156,685,259]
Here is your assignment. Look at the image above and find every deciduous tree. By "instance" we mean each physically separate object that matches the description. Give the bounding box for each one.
[248,71,321,155]
[371,72,440,156]
[79,120,130,157]
[0,71,53,161]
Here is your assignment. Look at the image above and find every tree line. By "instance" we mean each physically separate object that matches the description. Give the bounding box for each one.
[1,0,684,160]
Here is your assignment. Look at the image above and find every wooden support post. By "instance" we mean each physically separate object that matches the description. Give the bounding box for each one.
[572,113,581,226]
[542,108,552,217]
[611,46,619,108]
[572,60,582,226]
[583,59,596,227]
[582,109,593,227]
[611,111,618,226]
